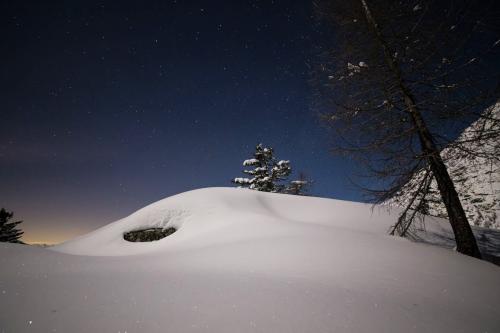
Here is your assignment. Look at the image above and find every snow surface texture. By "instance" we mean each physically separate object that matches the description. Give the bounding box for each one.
[1,187,500,333]
[392,102,500,229]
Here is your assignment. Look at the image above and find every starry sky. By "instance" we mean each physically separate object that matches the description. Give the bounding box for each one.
[1,0,362,244]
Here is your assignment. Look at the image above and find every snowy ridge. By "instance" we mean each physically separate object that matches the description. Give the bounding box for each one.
[391,102,500,228]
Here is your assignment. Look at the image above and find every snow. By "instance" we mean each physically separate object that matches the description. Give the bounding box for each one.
[347,62,368,76]
[467,57,477,64]
[347,62,361,75]
[242,158,258,166]
[1,187,500,332]
[233,177,252,184]
[392,102,500,228]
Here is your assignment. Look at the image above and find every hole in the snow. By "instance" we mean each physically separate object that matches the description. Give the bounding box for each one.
[123,227,177,242]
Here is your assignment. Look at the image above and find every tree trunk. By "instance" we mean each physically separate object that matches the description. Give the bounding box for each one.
[360,0,482,258]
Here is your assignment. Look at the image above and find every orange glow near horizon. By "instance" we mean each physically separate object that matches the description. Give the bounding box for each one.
[16,214,114,245]
[22,227,92,245]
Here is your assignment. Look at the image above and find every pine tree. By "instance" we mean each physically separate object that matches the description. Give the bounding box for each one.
[233,144,292,193]
[0,208,24,243]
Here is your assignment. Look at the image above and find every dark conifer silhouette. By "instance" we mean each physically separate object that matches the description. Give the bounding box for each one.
[0,208,24,243]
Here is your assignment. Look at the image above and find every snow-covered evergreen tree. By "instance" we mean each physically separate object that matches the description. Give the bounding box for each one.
[233,144,291,193]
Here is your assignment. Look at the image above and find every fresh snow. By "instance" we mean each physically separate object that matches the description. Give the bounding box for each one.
[233,177,251,184]
[290,180,307,185]
[347,62,361,75]
[392,102,500,228]
[1,187,500,332]
[242,158,259,166]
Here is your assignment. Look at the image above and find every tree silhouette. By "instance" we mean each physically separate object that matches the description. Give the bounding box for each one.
[0,208,24,243]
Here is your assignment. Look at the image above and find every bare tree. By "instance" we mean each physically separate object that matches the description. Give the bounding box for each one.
[312,0,500,258]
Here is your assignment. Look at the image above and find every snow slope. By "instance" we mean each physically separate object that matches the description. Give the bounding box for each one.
[1,187,500,332]
[392,102,500,229]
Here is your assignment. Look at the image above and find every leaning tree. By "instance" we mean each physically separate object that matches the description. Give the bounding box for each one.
[312,0,500,258]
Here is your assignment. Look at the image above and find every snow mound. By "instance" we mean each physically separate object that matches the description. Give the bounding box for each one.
[52,187,399,256]
[52,187,500,259]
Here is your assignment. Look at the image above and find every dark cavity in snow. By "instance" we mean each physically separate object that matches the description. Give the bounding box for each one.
[123,227,176,242]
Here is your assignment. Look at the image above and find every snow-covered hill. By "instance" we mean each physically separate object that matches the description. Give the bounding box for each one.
[392,102,500,229]
[1,188,500,332]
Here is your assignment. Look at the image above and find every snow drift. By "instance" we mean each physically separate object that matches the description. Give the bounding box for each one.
[1,187,500,333]
[52,187,410,256]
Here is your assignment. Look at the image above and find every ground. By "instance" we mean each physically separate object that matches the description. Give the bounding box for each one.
[1,188,499,332]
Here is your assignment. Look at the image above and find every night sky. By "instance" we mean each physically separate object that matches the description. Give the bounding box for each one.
[1,0,359,244]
